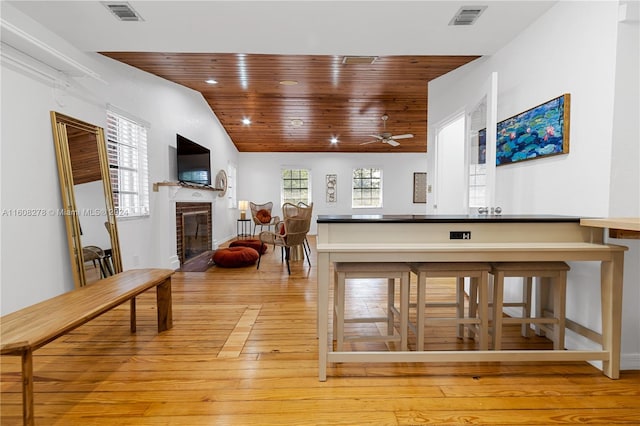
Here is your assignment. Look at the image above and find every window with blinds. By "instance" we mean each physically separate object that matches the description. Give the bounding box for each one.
[106,108,150,218]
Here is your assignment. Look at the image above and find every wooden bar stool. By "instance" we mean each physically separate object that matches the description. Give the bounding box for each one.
[333,262,410,351]
[468,274,534,339]
[408,262,491,351]
[490,262,570,350]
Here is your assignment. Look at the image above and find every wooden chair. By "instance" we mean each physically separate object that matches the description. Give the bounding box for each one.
[489,262,570,350]
[249,201,280,235]
[333,262,410,351]
[408,262,491,351]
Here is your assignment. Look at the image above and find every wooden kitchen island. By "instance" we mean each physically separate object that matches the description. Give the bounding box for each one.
[316,215,628,381]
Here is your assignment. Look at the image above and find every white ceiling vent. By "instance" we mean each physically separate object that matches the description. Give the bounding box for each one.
[342,56,378,65]
[101,2,144,22]
[449,6,487,26]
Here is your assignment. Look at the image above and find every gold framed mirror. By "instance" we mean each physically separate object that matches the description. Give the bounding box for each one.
[50,112,123,287]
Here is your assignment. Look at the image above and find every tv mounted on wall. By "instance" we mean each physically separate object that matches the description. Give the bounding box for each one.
[177,134,211,186]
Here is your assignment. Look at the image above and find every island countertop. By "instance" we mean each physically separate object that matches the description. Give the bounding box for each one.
[580,217,640,239]
[317,214,581,224]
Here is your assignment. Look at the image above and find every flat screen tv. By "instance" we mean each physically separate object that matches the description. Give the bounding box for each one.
[177,134,211,186]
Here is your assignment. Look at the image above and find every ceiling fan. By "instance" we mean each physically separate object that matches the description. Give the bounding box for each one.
[361,114,414,147]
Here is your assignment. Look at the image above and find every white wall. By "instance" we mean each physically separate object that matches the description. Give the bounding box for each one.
[0,6,238,314]
[238,152,428,234]
[608,0,640,372]
[427,1,639,369]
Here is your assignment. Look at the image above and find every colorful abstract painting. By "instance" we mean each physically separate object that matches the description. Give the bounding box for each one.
[496,94,570,166]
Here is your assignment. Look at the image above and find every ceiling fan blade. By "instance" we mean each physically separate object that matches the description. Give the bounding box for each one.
[360,140,380,145]
[368,134,384,140]
[386,139,401,147]
[390,133,414,140]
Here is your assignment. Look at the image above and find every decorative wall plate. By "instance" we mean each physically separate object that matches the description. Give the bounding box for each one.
[215,169,227,197]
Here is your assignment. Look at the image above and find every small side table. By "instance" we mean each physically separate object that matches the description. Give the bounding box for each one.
[237,218,251,239]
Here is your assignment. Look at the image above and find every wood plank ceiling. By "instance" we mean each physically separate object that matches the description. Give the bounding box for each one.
[100,53,479,153]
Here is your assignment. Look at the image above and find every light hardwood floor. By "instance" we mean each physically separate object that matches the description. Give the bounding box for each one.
[2,236,639,425]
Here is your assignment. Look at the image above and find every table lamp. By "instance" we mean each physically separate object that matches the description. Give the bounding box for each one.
[238,200,248,220]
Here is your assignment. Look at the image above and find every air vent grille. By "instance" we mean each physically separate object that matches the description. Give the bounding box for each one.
[102,2,144,22]
[449,6,487,26]
[342,56,378,65]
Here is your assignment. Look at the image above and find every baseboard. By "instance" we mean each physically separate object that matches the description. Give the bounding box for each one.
[620,352,640,371]
[502,307,521,319]
[169,255,180,270]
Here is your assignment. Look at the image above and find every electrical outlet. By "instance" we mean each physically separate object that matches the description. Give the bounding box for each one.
[450,231,471,240]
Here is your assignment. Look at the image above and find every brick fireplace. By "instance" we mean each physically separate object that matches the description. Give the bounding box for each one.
[175,202,212,265]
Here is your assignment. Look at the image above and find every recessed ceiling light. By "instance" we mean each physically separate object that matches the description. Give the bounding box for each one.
[205,79,218,85]
[279,80,299,86]
[330,137,338,144]
[290,119,304,127]
[242,118,251,125]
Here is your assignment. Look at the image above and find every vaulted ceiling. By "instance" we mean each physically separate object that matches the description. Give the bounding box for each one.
[7,1,557,153]
[99,52,479,153]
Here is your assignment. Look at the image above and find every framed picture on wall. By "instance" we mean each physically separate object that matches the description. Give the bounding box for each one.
[326,174,337,203]
[496,93,570,166]
[413,172,427,204]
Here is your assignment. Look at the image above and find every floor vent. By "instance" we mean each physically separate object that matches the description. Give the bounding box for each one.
[101,2,144,22]
[342,56,378,65]
[449,6,487,26]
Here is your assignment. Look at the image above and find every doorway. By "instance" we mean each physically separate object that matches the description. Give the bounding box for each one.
[434,113,466,214]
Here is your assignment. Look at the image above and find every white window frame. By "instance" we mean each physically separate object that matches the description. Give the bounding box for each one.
[106,106,150,218]
[281,168,311,205]
[352,167,383,208]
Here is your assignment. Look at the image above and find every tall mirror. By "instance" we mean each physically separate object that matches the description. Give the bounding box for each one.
[50,112,122,288]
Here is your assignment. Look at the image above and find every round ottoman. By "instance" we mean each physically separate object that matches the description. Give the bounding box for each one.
[212,246,259,268]
[229,239,267,254]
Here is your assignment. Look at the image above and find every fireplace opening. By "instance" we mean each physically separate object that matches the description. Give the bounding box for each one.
[182,211,209,261]
[176,202,212,265]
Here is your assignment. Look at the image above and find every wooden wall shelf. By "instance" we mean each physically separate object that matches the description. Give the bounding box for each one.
[152,181,223,192]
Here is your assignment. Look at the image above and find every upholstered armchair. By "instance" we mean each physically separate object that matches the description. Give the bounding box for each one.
[257,215,311,275]
[249,201,280,236]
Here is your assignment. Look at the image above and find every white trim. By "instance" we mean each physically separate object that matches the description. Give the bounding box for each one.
[1,18,104,82]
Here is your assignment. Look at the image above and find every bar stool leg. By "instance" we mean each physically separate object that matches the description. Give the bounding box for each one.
[415,271,426,351]
[467,279,478,340]
[522,277,533,338]
[552,271,567,350]
[493,271,505,350]
[477,272,489,350]
[333,271,338,340]
[387,278,395,336]
[456,277,465,338]
[336,271,345,351]
[400,272,409,351]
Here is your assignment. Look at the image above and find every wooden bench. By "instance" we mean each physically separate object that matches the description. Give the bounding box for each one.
[0,268,175,426]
